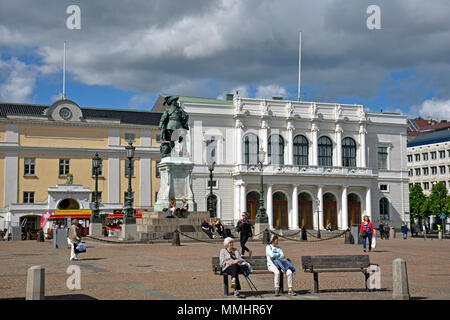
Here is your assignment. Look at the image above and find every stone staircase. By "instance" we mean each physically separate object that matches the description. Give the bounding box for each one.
[136,211,212,241]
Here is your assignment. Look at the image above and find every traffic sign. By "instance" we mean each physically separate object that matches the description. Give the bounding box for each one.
[440,214,446,219]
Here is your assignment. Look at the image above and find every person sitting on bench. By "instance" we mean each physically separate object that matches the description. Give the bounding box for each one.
[213,217,225,238]
[266,234,296,296]
[175,197,189,218]
[201,218,215,239]
[219,237,245,298]
[165,198,176,218]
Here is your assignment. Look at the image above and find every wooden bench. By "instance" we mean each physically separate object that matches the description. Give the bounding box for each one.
[301,255,378,293]
[212,256,284,296]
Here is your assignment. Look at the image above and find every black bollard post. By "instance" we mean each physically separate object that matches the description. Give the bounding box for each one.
[37,229,44,242]
[301,228,307,241]
[172,230,181,246]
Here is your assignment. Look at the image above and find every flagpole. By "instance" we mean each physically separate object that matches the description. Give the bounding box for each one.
[63,41,66,100]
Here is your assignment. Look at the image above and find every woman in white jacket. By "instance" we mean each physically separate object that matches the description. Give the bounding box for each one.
[266,234,296,296]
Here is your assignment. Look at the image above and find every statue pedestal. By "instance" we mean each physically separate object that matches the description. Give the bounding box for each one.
[154,156,197,212]
[119,223,137,241]
[254,222,270,240]
[89,222,103,237]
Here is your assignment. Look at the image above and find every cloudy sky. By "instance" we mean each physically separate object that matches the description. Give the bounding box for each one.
[0,0,449,119]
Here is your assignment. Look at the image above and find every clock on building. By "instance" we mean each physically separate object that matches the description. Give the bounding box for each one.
[59,107,72,120]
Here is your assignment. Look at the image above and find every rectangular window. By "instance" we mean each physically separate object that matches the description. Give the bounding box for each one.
[155,192,158,201]
[378,147,388,169]
[24,158,35,175]
[423,167,429,175]
[91,192,102,203]
[408,183,413,189]
[423,182,429,190]
[439,150,445,159]
[407,155,412,162]
[408,169,413,177]
[91,160,103,176]
[422,153,428,161]
[156,134,161,142]
[448,150,450,158]
[125,159,135,177]
[415,168,421,176]
[59,159,70,175]
[125,133,136,142]
[23,192,35,204]
[207,180,217,188]
[431,152,437,160]
[156,161,160,178]
[415,154,420,161]
[431,167,437,175]
[440,166,446,174]
[379,184,388,191]
[206,138,216,163]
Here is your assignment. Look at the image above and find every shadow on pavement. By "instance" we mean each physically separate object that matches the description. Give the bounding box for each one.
[318,288,389,293]
[78,258,105,261]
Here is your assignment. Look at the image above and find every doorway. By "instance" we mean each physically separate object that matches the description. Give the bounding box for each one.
[348,193,361,227]
[323,193,337,229]
[246,191,260,223]
[298,192,313,229]
[273,192,288,229]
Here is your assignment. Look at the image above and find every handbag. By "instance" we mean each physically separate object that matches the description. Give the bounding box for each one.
[371,235,377,249]
[75,242,86,253]
[361,230,368,238]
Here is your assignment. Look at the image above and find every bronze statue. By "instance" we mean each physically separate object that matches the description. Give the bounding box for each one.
[159,96,189,157]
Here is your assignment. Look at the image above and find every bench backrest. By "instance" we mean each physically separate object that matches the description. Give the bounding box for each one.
[212,256,267,273]
[302,255,370,271]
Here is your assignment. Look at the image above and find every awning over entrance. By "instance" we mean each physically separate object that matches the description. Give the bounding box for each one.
[50,209,92,219]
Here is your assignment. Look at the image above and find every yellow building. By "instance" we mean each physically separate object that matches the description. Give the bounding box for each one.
[0,99,162,236]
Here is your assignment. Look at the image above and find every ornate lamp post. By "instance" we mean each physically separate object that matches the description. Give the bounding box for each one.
[124,140,136,224]
[207,159,217,217]
[255,148,268,223]
[92,153,102,222]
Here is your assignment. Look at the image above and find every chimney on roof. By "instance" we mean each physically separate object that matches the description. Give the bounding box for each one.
[272,96,283,100]
[226,94,234,101]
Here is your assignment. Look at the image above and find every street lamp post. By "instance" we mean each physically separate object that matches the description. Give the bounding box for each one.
[207,160,216,217]
[124,140,136,224]
[89,153,102,236]
[255,148,268,223]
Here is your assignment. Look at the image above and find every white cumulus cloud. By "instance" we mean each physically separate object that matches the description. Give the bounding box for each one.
[415,98,450,120]
[255,84,288,99]
[0,57,37,103]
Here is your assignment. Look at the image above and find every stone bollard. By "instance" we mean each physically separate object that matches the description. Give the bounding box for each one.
[301,228,307,241]
[172,230,181,246]
[262,229,270,244]
[438,231,442,240]
[344,229,352,244]
[26,266,45,300]
[392,258,410,300]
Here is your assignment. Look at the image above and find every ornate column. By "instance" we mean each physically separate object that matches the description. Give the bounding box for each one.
[359,124,367,168]
[235,119,244,165]
[240,182,246,216]
[317,185,324,230]
[267,184,273,229]
[292,184,299,229]
[336,124,343,167]
[311,122,319,166]
[365,186,372,220]
[341,185,348,230]
[287,121,294,166]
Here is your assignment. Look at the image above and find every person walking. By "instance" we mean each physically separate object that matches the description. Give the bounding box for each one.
[219,237,246,298]
[379,222,385,240]
[422,222,427,240]
[67,219,81,261]
[384,222,390,240]
[360,215,374,252]
[237,212,253,257]
[266,235,296,296]
[401,223,408,240]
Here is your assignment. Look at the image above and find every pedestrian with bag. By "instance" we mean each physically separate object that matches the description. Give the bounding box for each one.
[68,219,81,261]
[236,212,253,257]
[360,215,374,252]
[401,223,408,239]
[219,237,246,298]
[266,235,296,296]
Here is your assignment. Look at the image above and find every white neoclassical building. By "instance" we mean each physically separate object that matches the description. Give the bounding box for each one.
[153,95,410,230]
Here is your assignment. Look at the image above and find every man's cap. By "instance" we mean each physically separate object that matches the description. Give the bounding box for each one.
[164,96,179,105]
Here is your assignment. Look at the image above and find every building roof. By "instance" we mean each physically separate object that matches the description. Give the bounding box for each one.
[407,127,450,147]
[407,118,450,137]
[151,95,233,112]
[0,101,162,126]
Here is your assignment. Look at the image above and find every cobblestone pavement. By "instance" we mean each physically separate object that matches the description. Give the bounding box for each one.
[0,236,449,300]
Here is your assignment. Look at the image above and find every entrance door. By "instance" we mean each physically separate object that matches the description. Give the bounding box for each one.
[323,193,337,229]
[246,191,260,223]
[273,192,288,229]
[298,192,313,229]
[348,193,361,227]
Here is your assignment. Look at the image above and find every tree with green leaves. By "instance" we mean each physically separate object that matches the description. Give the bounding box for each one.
[409,184,427,220]
[428,182,450,219]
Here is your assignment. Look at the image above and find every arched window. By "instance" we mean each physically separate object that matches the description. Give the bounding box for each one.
[268,134,284,165]
[318,136,333,166]
[342,137,357,167]
[293,135,309,165]
[379,197,390,221]
[244,134,259,164]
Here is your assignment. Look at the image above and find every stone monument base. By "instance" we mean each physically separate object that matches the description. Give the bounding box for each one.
[254,222,270,240]
[89,222,103,237]
[119,223,137,241]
